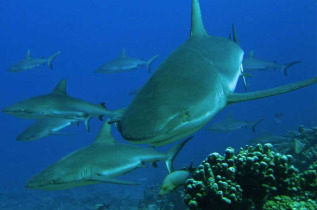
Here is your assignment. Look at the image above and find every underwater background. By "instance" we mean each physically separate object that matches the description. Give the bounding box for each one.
[0,0,316,209]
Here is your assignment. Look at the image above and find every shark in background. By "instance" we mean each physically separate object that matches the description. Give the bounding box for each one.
[205,114,264,133]
[16,117,80,142]
[7,49,61,73]
[243,51,301,76]
[95,48,158,73]
[2,79,120,129]
[115,0,317,146]
[25,120,192,190]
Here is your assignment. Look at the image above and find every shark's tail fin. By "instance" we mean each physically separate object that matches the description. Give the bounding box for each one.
[251,118,264,132]
[146,55,159,73]
[165,136,193,173]
[282,61,301,76]
[47,51,61,70]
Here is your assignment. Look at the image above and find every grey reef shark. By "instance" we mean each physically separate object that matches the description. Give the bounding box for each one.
[16,117,78,142]
[2,79,120,131]
[205,114,264,133]
[7,49,61,73]
[25,120,191,190]
[95,48,159,73]
[114,0,317,146]
[243,50,301,76]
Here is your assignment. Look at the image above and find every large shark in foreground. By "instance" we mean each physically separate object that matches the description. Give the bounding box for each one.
[25,120,191,190]
[243,51,301,76]
[2,80,119,128]
[17,117,79,142]
[7,49,61,73]
[95,48,158,73]
[205,114,264,133]
[115,0,317,146]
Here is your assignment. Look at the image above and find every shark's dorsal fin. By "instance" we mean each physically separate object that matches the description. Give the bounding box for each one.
[95,120,116,144]
[26,49,31,59]
[190,0,207,37]
[120,48,126,58]
[248,50,254,58]
[52,79,67,95]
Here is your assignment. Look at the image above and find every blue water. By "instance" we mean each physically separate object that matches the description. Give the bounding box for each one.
[0,0,316,209]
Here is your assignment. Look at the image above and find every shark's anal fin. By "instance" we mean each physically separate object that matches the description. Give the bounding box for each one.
[90,176,139,185]
[190,0,207,37]
[227,76,317,104]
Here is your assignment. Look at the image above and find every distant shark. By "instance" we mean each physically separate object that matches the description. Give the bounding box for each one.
[17,117,79,142]
[243,51,301,76]
[7,49,60,73]
[115,0,317,146]
[95,48,158,73]
[25,120,191,190]
[205,114,264,133]
[2,79,119,128]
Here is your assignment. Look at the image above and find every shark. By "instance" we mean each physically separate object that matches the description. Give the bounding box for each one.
[243,51,301,76]
[205,114,264,133]
[115,0,317,146]
[16,117,79,142]
[7,49,61,73]
[25,120,191,190]
[95,48,159,73]
[2,79,119,127]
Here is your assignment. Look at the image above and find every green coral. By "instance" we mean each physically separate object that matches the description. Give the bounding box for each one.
[183,143,301,209]
[263,195,317,210]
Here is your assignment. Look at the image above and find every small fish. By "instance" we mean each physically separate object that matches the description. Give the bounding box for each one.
[95,48,158,73]
[7,49,60,73]
[243,51,301,76]
[274,113,284,124]
[16,117,80,142]
[159,164,194,195]
[205,114,264,133]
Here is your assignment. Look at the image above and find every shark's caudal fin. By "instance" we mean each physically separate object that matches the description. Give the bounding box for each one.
[227,76,317,104]
[165,136,193,173]
[48,51,61,70]
[190,0,207,37]
[282,61,301,76]
[251,118,264,133]
[146,55,159,73]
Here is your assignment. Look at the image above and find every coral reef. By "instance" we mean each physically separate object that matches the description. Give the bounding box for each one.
[183,143,317,210]
[273,125,317,171]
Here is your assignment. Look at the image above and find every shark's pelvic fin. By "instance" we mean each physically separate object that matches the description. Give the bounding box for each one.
[232,24,240,45]
[90,176,139,185]
[120,48,126,57]
[26,49,31,59]
[165,136,193,173]
[190,0,207,37]
[95,119,116,144]
[52,79,67,95]
[227,77,317,104]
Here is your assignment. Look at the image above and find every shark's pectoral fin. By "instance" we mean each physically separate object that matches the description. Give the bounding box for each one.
[90,176,139,185]
[227,76,317,104]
